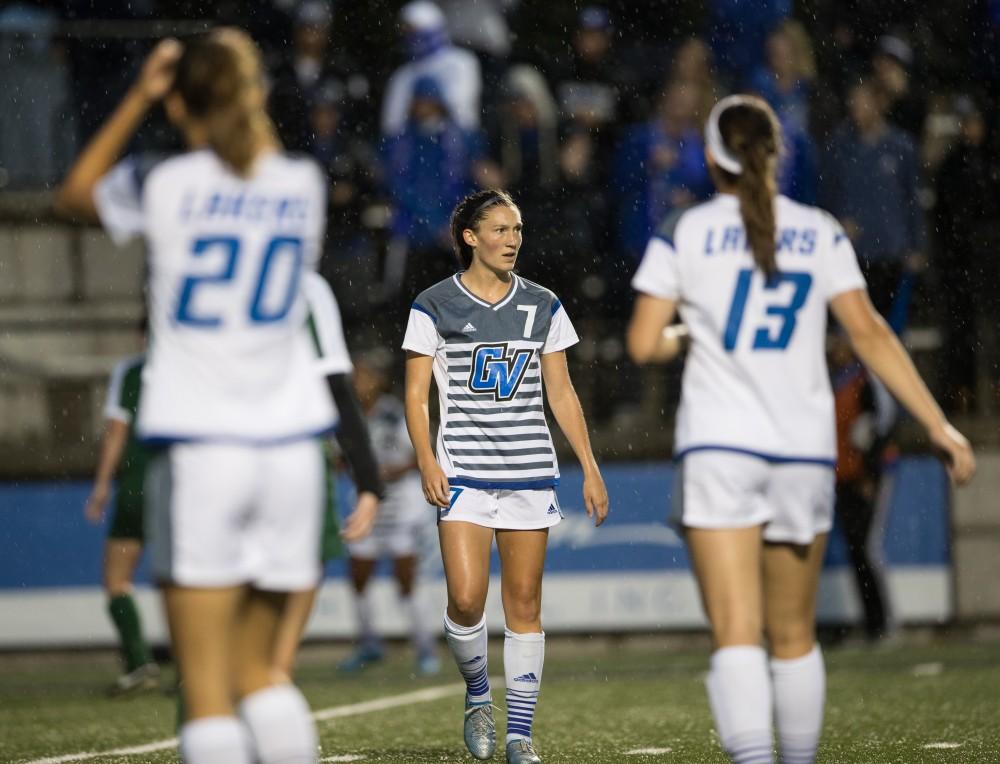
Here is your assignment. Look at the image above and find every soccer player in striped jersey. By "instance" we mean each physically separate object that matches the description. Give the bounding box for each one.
[403,189,609,764]
[84,348,159,695]
[57,30,342,764]
[627,95,975,764]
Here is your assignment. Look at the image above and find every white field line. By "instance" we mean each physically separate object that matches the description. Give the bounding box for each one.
[319,757,367,762]
[924,742,962,750]
[23,682,465,764]
[625,748,673,755]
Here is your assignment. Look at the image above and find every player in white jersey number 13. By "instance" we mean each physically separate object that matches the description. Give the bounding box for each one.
[403,190,609,764]
[627,95,975,764]
[56,30,337,764]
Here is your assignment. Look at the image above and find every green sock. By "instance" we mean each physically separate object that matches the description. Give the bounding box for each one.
[108,593,152,672]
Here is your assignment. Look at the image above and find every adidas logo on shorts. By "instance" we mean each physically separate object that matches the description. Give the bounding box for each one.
[462,322,477,333]
[513,672,539,683]
[547,504,558,515]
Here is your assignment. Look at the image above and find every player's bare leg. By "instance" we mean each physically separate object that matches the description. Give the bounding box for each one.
[439,520,496,760]
[393,554,438,674]
[763,535,829,764]
[687,526,773,764]
[232,588,318,764]
[270,588,318,683]
[496,529,548,762]
[165,585,252,762]
[104,539,158,694]
[339,558,382,672]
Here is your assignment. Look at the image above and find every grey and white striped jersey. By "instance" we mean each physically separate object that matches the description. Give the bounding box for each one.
[402,273,578,489]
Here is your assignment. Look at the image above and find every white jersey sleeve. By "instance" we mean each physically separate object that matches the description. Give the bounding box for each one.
[541,301,579,354]
[631,236,681,300]
[401,305,441,356]
[819,216,867,301]
[102,357,133,423]
[302,272,353,377]
[94,158,146,246]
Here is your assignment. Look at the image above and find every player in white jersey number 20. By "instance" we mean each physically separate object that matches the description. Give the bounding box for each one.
[627,95,975,764]
[56,30,347,764]
[403,190,609,764]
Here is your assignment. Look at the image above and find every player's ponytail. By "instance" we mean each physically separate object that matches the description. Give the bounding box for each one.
[450,189,518,269]
[706,95,782,278]
[173,28,278,176]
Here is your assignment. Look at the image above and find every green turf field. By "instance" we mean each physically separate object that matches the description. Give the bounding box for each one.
[2,636,998,763]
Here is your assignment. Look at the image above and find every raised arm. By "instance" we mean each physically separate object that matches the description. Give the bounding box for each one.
[55,39,182,220]
[404,351,449,508]
[540,350,608,526]
[626,294,684,364]
[830,288,975,484]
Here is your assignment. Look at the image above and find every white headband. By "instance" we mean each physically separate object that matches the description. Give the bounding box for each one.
[705,95,751,175]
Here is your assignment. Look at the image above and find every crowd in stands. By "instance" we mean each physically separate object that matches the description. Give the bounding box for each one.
[3,0,1000,417]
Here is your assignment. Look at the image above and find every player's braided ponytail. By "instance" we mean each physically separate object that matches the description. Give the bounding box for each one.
[450,189,518,269]
[707,96,782,278]
[174,28,278,176]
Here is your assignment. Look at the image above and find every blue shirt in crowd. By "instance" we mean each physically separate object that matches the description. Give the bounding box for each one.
[822,123,925,263]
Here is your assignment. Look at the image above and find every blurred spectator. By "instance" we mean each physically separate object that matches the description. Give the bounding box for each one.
[746,19,816,135]
[440,0,515,112]
[381,76,484,316]
[307,80,379,323]
[708,0,791,88]
[268,1,370,152]
[830,331,897,644]
[551,6,638,180]
[933,96,1000,413]
[669,36,721,128]
[613,80,711,264]
[776,115,819,205]
[871,35,927,139]
[493,65,559,201]
[489,65,563,291]
[381,1,482,136]
[0,3,76,188]
[823,79,925,319]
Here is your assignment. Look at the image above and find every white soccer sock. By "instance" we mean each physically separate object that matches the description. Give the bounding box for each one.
[706,646,775,764]
[504,628,544,744]
[239,684,318,764]
[770,645,825,764]
[444,612,491,704]
[179,716,252,764]
[354,587,378,651]
[405,594,434,657]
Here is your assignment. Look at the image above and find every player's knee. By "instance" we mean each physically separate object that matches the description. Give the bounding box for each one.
[104,576,132,597]
[712,613,762,647]
[503,588,541,625]
[766,619,815,657]
[448,592,486,624]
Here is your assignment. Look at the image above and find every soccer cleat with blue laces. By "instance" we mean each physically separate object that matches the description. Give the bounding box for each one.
[463,699,496,760]
[506,738,541,763]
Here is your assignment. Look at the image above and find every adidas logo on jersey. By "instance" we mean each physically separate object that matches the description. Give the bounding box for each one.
[513,672,539,683]
[462,322,477,333]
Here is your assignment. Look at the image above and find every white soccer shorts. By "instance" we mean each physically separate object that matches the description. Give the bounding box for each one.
[671,451,835,544]
[437,486,563,530]
[145,440,325,590]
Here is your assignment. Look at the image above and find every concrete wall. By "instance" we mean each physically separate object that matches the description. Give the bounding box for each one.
[0,223,143,475]
[952,452,1000,619]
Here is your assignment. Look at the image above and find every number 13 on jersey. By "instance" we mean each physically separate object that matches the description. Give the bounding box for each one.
[723,269,812,351]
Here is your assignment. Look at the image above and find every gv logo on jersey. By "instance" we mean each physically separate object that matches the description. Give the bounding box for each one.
[468,343,533,401]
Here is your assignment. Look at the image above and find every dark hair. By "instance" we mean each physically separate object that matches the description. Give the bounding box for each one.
[449,189,518,269]
[712,96,782,278]
[173,28,278,176]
